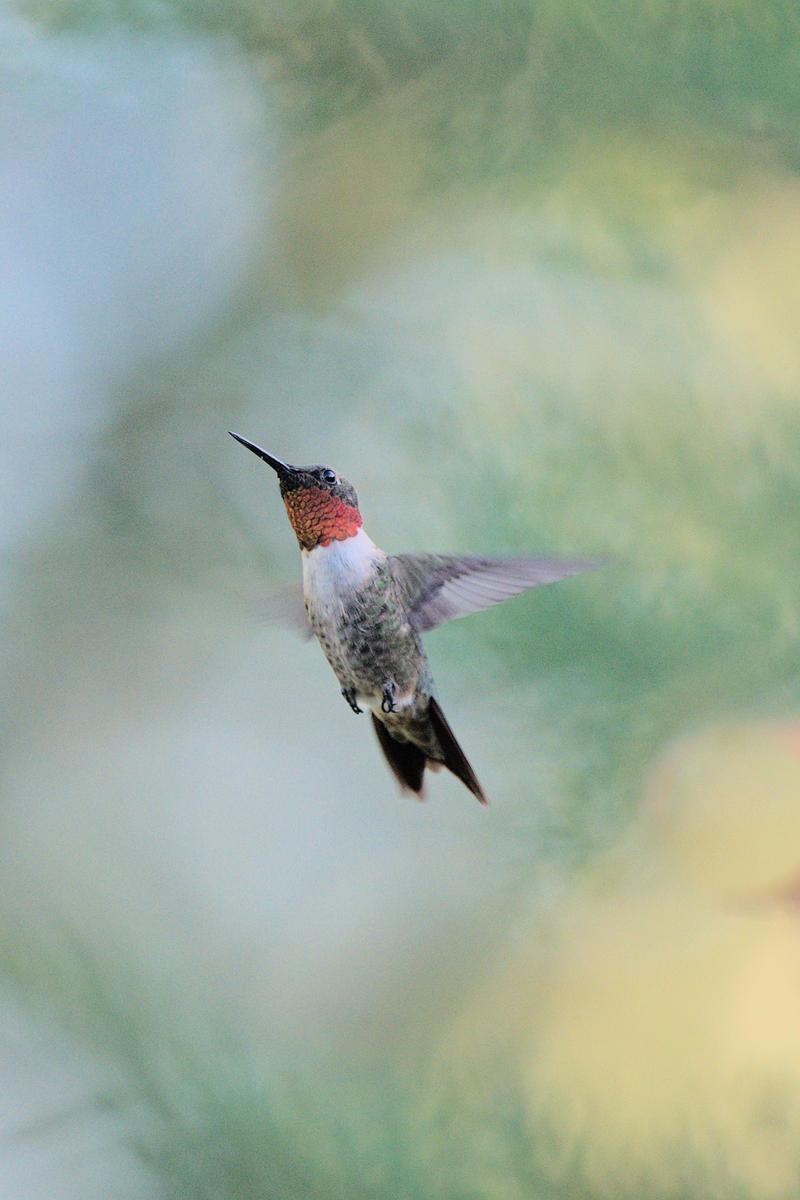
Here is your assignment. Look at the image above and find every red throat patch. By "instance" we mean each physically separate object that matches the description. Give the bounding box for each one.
[283,487,362,549]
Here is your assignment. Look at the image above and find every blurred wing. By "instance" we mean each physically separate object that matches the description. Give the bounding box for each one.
[390,554,599,633]
[254,584,312,640]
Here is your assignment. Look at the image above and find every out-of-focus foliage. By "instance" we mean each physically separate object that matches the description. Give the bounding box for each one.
[2,1,800,1196]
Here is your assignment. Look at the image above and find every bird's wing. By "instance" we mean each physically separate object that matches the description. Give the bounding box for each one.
[389,553,599,633]
[255,584,313,640]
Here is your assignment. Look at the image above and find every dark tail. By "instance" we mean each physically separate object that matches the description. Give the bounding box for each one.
[428,697,488,804]
[371,698,488,805]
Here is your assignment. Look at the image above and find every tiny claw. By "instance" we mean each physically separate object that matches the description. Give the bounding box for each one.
[341,687,363,715]
[381,685,397,714]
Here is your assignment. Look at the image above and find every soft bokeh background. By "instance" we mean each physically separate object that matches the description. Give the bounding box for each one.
[3,2,800,1196]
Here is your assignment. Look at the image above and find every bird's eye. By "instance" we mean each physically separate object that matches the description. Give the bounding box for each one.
[320,468,337,484]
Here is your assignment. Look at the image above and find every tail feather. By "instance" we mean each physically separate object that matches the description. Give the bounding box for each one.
[371,713,426,795]
[428,697,488,805]
[371,700,488,805]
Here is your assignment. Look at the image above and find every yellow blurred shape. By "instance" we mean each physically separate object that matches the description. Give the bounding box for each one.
[449,719,800,1196]
[678,180,800,397]
[649,719,800,897]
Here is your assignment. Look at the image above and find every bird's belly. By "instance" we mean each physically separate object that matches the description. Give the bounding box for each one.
[309,609,421,707]
[302,541,424,706]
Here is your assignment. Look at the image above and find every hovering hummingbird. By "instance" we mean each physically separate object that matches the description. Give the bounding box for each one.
[230,433,597,803]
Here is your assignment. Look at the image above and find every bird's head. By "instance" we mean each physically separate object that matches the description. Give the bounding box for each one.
[230,432,361,550]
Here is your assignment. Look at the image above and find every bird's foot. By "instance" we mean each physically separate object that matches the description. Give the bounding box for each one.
[341,687,363,715]
[381,684,398,714]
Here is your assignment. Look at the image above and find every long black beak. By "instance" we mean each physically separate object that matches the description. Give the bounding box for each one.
[229,432,296,477]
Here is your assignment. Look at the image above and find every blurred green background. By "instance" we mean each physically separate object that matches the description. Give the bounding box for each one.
[4,2,800,1196]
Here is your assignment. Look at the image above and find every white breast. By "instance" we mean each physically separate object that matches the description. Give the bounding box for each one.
[302,527,385,610]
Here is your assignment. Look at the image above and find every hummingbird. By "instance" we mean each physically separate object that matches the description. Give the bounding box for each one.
[230,432,597,804]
